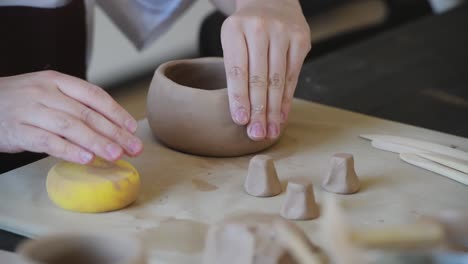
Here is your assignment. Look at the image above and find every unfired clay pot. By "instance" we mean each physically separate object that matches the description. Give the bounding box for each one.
[17,233,145,264]
[147,57,282,157]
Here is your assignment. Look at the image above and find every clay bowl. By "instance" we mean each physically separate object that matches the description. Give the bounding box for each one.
[147,57,282,157]
[17,233,145,264]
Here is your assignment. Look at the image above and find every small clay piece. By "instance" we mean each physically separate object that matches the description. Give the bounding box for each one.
[146,57,283,157]
[322,153,360,194]
[281,180,319,220]
[244,155,282,197]
[17,233,145,264]
[203,213,319,264]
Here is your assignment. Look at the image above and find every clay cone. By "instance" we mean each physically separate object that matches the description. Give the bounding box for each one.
[281,180,319,220]
[244,155,282,197]
[322,153,360,194]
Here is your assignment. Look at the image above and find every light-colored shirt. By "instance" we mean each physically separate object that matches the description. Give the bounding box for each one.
[427,0,465,13]
[96,0,196,50]
[0,0,196,56]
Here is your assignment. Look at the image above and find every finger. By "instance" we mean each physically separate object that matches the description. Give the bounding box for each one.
[282,36,311,123]
[266,34,289,139]
[44,94,143,156]
[51,72,138,133]
[244,21,269,141]
[23,105,123,162]
[18,124,94,164]
[221,17,250,125]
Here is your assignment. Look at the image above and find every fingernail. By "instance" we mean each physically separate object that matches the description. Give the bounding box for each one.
[268,123,279,138]
[79,150,93,164]
[106,143,122,160]
[234,108,249,124]
[128,138,142,154]
[125,119,138,133]
[249,122,265,139]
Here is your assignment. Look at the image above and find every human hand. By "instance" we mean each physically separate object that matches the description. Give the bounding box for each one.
[0,71,143,164]
[221,0,311,141]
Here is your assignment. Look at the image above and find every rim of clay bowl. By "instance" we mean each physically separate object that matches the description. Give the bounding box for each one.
[17,232,144,264]
[155,57,227,94]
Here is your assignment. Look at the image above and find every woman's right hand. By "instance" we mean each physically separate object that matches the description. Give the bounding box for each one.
[0,71,143,164]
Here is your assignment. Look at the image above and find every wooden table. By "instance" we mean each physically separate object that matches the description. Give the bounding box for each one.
[0,3,467,258]
[0,98,468,264]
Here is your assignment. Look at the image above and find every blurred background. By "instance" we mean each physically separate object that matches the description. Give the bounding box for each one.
[93,0,467,137]
[89,0,463,87]
[89,0,214,87]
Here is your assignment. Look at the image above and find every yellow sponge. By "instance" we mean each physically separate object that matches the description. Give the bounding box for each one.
[46,158,140,213]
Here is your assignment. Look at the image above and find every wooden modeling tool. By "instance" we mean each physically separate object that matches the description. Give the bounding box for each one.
[415,152,468,174]
[320,195,362,264]
[351,222,444,249]
[320,195,446,264]
[361,134,468,186]
[360,134,468,160]
[274,220,323,264]
[400,153,468,186]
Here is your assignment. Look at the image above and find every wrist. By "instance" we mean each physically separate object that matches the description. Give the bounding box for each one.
[235,0,301,10]
[234,0,249,10]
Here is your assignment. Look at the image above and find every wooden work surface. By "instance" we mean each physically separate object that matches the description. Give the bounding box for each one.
[0,99,467,263]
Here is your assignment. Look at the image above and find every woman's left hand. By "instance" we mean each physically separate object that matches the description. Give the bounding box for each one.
[221,0,311,141]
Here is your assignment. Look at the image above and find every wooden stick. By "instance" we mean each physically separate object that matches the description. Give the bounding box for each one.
[319,195,361,264]
[319,195,444,262]
[400,153,468,186]
[274,220,322,264]
[416,152,468,174]
[360,134,468,161]
[351,222,444,249]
